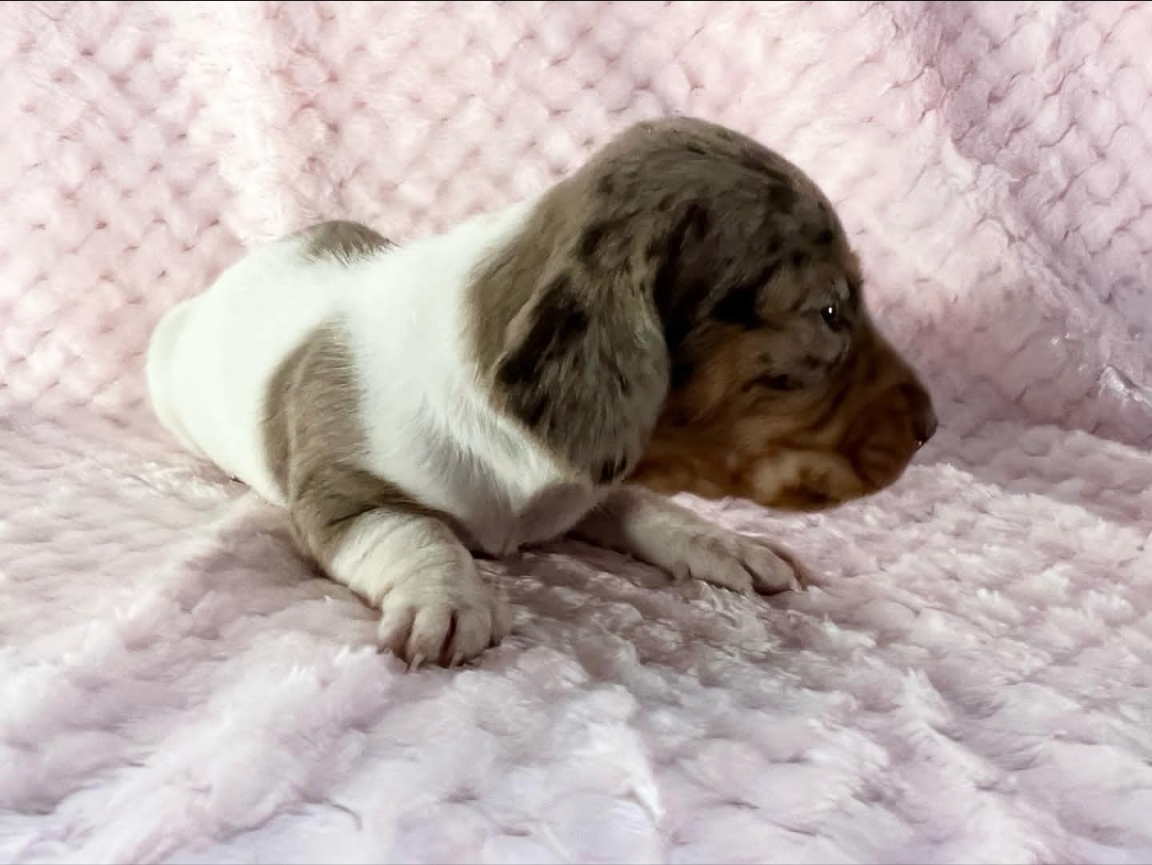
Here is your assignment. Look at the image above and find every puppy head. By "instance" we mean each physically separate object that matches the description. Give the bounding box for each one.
[632,280,937,511]
[577,117,936,510]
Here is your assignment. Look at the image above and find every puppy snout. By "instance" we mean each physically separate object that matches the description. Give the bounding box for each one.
[901,383,937,447]
[915,405,938,446]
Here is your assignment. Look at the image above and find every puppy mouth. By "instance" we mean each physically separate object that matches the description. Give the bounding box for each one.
[839,377,937,479]
[852,443,919,491]
[777,487,840,512]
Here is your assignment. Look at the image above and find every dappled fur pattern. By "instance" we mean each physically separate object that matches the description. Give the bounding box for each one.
[471,117,935,509]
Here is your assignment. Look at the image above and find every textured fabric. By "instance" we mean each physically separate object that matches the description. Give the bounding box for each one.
[2,2,1151,863]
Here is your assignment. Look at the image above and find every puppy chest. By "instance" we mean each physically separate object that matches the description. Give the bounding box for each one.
[455,480,600,556]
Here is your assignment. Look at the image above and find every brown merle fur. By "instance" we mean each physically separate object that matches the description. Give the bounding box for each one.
[469,115,935,511]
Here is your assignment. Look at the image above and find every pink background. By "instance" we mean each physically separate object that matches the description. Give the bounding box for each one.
[1,3,1150,862]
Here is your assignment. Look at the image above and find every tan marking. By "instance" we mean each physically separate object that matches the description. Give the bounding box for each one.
[631,316,933,511]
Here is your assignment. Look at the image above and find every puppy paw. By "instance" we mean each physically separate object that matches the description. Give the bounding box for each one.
[675,530,809,596]
[377,572,510,668]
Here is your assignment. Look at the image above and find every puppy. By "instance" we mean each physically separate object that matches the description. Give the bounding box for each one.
[146,116,935,667]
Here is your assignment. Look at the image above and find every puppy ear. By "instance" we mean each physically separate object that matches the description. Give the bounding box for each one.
[492,253,669,485]
[647,200,718,352]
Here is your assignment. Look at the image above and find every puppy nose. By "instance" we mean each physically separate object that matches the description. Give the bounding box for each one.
[914,402,938,446]
[898,382,937,447]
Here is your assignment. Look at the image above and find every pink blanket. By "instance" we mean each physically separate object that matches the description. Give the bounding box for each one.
[2,2,1150,862]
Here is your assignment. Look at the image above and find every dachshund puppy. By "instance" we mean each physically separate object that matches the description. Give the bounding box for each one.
[146,116,935,668]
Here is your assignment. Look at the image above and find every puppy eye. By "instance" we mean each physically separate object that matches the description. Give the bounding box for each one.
[820,303,842,330]
[752,374,803,392]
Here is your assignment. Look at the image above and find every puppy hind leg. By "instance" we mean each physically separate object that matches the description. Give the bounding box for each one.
[326,509,509,667]
[264,322,507,667]
[291,486,510,667]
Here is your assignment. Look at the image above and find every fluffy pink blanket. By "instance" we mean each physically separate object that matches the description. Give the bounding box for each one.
[2,2,1150,862]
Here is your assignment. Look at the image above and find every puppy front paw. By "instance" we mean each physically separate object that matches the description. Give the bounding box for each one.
[675,530,810,596]
[376,571,510,668]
